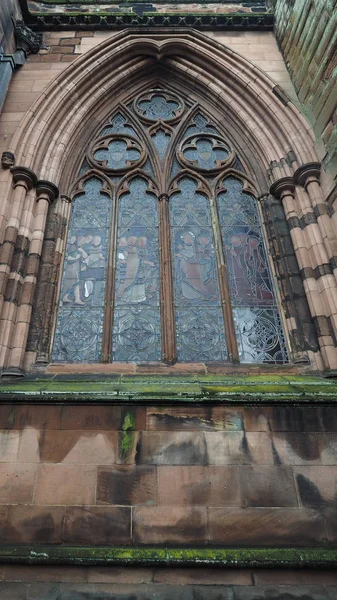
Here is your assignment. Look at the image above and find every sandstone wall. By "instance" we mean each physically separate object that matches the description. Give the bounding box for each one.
[0,402,337,547]
[275,0,337,194]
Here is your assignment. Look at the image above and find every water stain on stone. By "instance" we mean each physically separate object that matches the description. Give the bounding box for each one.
[296,474,325,507]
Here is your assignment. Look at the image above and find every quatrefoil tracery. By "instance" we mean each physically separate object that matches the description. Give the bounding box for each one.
[178,134,234,174]
[88,134,146,174]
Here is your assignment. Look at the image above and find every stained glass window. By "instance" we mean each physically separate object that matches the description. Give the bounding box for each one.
[53,89,289,365]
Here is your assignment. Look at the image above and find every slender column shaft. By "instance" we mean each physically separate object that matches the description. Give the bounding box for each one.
[4,180,58,374]
[271,177,337,371]
[159,194,176,364]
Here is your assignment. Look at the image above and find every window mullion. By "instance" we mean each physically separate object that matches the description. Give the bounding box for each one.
[101,191,117,362]
[159,193,176,364]
[209,195,239,363]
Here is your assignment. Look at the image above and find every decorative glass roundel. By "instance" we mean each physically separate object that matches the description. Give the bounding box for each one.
[178,134,233,173]
[90,135,145,173]
[134,90,184,123]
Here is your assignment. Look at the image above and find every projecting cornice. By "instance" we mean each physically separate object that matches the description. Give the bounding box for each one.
[18,0,274,30]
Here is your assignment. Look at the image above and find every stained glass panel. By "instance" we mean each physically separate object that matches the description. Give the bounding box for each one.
[170,177,227,361]
[53,178,111,362]
[94,139,141,171]
[152,129,171,159]
[217,177,288,363]
[100,113,137,138]
[137,94,180,121]
[112,178,161,361]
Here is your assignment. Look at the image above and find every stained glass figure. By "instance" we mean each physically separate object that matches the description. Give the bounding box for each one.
[112,178,161,361]
[170,177,227,361]
[94,137,142,171]
[217,177,288,363]
[181,135,230,172]
[53,178,111,362]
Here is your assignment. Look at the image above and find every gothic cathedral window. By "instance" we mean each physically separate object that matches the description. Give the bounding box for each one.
[52,89,289,365]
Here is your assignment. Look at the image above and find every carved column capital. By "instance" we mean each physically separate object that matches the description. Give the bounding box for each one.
[36,180,59,203]
[158,193,169,202]
[269,177,295,199]
[10,166,37,189]
[61,194,72,204]
[294,162,321,188]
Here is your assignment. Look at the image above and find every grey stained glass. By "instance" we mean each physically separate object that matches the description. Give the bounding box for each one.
[137,94,179,121]
[184,113,220,138]
[53,177,111,362]
[152,129,171,159]
[170,177,227,361]
[217,177,288,363]
[112,177,161,361]
[94,139,141,171]
[182,136,229,171]
[100,113,138,138]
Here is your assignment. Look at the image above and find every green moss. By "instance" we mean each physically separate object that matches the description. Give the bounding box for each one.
[0,546,337,567]
[1,374,337,404]
[119,412,136,461]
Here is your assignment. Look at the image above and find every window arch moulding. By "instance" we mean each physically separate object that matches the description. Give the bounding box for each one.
[35,89,304,369]
[1,30,334,374]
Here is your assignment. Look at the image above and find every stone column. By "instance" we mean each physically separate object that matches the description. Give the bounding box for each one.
[29,194,70,367]
[270,177,337,371]
[3,180,58,376]
[0,167,37,369]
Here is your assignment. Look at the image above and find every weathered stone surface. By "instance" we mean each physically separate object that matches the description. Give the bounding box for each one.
[239,467,298,507]
[3,506,64,543]
[63,506,131,545]
[137,432,207,465]
[294,466,337,507]
[157,465,240,506]
[97,465,158,506]
[209,508,326,545]
[133,506,208,544]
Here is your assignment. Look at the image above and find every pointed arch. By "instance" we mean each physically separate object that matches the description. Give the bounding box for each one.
[8,29,317,195]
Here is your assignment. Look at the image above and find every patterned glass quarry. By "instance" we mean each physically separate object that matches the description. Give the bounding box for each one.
[152,129,171,159]
[112,178,161,361]
[94,139,141,170]
[170,177,227,361]
[217,177,288,363]
[137,94,179,121]
[100,113,138,138]
[53,178,111,362]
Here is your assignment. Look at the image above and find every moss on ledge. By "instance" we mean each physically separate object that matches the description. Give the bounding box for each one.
[1,374,337,404]
[0,545,336,567]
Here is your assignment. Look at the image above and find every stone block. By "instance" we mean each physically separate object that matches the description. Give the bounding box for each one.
[133,506,207,544]
[272,433,321,465]
[209,508,326,545]
[97,465,158,506]
[294,466,337,507]
[0,463,37,503]
[157,465,240,506]
[137,432,207,465]
[240,466,298,507]
[3,506,64,544]
[205,431,274,465]
[34,464,96,505]
[63,506,131,545]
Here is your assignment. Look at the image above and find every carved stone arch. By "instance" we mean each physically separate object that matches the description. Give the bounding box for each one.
[2,28,331,372]
[7,30,316,192]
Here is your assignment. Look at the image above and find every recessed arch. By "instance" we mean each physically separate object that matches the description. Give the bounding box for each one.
[8,29,317,196]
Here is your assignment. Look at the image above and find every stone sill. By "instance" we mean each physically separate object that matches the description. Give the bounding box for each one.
[1,373,337,404]
[0,545,337,568]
